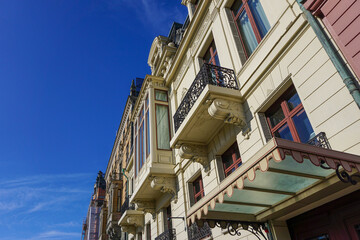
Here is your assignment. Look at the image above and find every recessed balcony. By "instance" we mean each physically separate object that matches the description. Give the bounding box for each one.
[171,63,244,148]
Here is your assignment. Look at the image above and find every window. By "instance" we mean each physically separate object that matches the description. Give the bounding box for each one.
[117,189,121,212]
[193,176,205,203]
[146,222,151,240]
[135,95,150,177]
[155,89,168,102]
[231,0,270,58]
[156,104,171,150]
[265,86,314,143]
[203,40,220,66]
[203,40,224,86]
[222,142,242,177]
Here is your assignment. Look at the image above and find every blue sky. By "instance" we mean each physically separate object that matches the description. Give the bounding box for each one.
[0,1,187,239]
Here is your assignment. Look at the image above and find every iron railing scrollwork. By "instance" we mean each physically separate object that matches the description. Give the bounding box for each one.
[187,222,212,240]
[120,195,135,215]
[155,229,176,240]
[173,63,238,132]
[307,132,331,149]
[307,132,360,185]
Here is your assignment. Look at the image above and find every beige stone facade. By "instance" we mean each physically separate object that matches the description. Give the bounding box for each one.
[100,0,360,240]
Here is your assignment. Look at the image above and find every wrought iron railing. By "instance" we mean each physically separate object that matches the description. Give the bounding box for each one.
[155,229,176,240]
[187,222,212,240]
[120,195,135,215]
[307,132,331,149]
[173,63,238,132]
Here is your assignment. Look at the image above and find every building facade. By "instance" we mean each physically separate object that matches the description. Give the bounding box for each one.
[82,172,106,240]
[91,0,360,239]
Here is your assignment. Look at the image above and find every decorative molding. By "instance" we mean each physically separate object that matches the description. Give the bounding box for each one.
[149,176,177,202]
[179,144,209,170]
[208,98,246,128]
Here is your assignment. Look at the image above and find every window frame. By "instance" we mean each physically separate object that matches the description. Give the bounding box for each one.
[193,175,205,204]
[221,142,242,177]
[265,86,313,143]
[155,102,171,151]
[231,0,269,59]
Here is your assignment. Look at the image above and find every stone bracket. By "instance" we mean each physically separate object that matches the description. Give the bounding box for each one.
[208,98,246,128]
[149,176,177,203]
[179,144,210,171]
[134,200,156,219]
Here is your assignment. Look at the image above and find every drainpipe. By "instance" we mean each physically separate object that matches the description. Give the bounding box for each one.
[296,0,360,109]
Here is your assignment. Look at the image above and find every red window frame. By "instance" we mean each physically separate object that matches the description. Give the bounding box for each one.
[193,176,205,203]
[266,87,311,143]
[222,142,242,177]
[231,0,264,59]
[203,40,219,66]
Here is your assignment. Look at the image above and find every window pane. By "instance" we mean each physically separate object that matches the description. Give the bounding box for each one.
[306,234,330,240]
[287,91,301,111]
[146,111,150,157]
[156,105,170,149]
[231,0,243,16]
[237,10,258,56]
[194,181,201,193]
[292,109,314,143]
[155,90,167,101]
[268,106,285,127]
[274,124,293,141]
[248,0,270,38]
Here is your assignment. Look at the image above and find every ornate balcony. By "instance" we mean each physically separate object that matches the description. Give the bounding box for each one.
[120,195,135,216]
[187,222,212,240]
[155,229,176,240]
[170,64,245,159]
[173,63,239,132]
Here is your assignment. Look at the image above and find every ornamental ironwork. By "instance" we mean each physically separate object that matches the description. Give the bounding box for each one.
[187,222,212,240]
[197,220,268,240]
[120,195,135,215]
[173,63,238,132]
[155,229,176,240]
[336,164,360,185]
[307,132,331,149]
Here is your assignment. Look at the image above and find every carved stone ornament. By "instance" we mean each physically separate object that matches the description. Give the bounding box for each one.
[149,176,177,202]
[134,200,156,219]
[179,144,209,169]
[107,225,122,240]
[208,98,246,128]
[126,215,143,227]
[121,225,136,235]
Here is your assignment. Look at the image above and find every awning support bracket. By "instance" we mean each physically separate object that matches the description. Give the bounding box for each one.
[200,220,269,240]
[336,164,360,185]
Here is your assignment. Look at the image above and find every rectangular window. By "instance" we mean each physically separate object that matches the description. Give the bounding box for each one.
[193,176,205,203]
[139,121,144,170]
[155,89,168,102]
[231,0,270,59]
[156,104,171,150]
[222,142,242,177]
[146,223,151,240]
[266,86,314,143]
[146,110,150,157]
[117,189,121,212]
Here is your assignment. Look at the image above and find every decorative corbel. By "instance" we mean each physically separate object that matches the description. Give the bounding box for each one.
[149,176,177,203]
[208,98,246,128]
[121,225,136,235]
[134,200,156,219]
[179,144,210,172]
[126,215,144,227]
